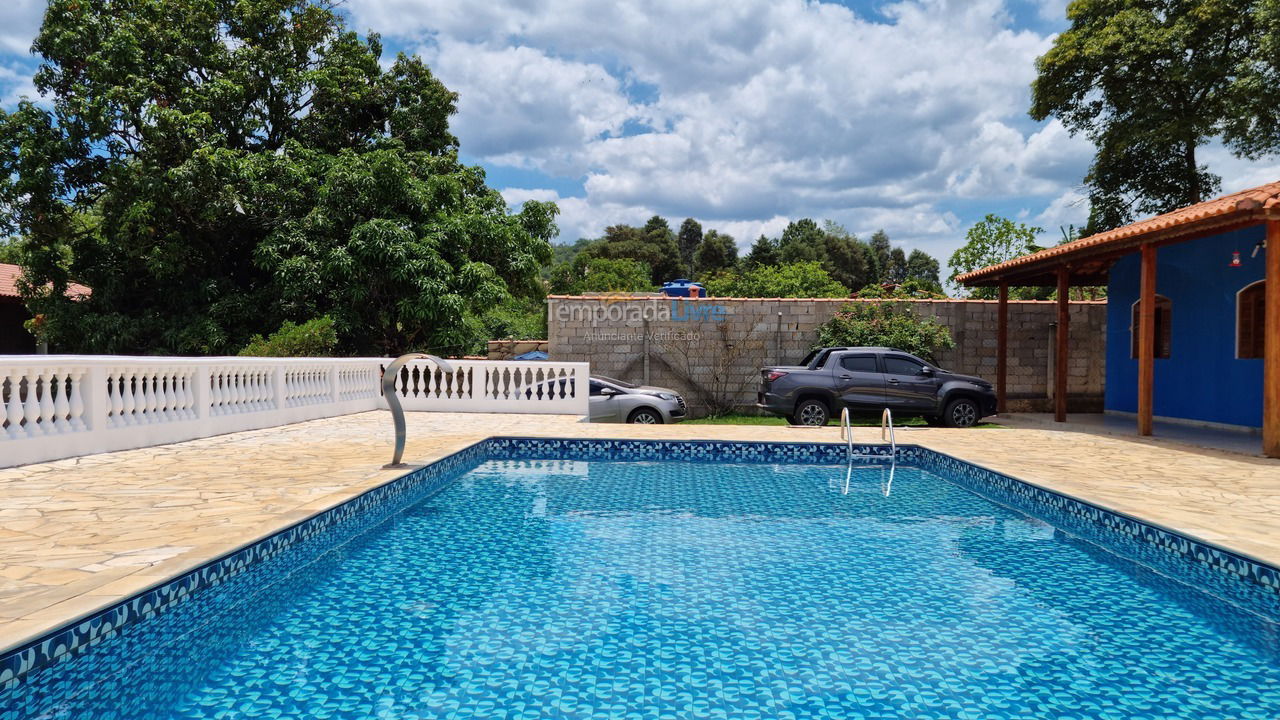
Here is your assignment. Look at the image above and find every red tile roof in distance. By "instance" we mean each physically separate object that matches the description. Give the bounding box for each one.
[956,180,1280,286]
[0,263,91,299]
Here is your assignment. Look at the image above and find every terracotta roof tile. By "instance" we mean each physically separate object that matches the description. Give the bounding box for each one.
[0,263,91,299]
[957,180,1280,285]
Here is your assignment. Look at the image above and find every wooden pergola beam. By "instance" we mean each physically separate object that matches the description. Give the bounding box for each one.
[997,281,1008,414]
[1265,222,1280,457]
[1055,267,1069,422]
[1138,244,1157,436]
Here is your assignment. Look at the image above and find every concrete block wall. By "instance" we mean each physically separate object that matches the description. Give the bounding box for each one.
[547,296,1107,416]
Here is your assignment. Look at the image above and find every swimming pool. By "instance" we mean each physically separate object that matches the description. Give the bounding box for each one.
[3,438,1279,719]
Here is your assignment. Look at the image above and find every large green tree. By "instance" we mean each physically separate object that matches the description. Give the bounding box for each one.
[588,223,680,284]
[694,230,737,276]
[947,215,1048,300]
[904,249,942,291]
[1031,0,1260,232]
[676,218,703,276]
[778,219,873,290]
[0,0,556,355]
[742,235,779,269]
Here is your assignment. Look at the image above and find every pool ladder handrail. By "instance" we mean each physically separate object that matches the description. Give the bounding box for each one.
[881,407,896,458]
[839,406,854,459]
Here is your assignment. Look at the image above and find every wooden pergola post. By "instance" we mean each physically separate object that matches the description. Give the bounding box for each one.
[996,281,1008,413]
[1138,244,1157,436]
[1265,222,1280,457]
[1055,267,1069,422]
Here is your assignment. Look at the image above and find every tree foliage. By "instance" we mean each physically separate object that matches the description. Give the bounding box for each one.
[816,302,955,362]
[904,249,942,289]
[703,261,847,298]
[776,219,874,290]
[694,230,737,276]
[588,223,680,284]
[549,255,652,295]
[742,235,780,269]
[1031,0,1260,232]
[677,217,703,276]
[239,316,338,357]
[1,0,556,355]
[948,215,1048,299]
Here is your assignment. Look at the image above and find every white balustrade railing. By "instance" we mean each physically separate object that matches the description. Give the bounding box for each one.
[379,359,589,414]
[1,355,588,468]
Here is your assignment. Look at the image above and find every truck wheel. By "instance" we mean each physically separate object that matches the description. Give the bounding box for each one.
[790,399,829,426]
[943,398,979,428]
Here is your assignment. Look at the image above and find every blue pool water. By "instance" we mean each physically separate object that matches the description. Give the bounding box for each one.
[4,455,1280,719]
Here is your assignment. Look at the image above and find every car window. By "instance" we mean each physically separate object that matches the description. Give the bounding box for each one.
[883,356,926,376]
[594,375,637,389]
[589,380,606,396]
[839,355,878,373]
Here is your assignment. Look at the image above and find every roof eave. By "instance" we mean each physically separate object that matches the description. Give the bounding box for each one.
[958,209,1275,287]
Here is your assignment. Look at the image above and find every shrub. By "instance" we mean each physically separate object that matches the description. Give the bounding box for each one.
[239,316,338,357]
[815,302,954,362]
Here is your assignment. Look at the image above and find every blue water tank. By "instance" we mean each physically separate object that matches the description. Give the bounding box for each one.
[661,279,706,297]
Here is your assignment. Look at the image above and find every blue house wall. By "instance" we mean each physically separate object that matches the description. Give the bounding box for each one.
[1105,225,1266,428]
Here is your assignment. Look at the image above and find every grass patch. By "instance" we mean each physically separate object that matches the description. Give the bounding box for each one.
[682,412,1002,428]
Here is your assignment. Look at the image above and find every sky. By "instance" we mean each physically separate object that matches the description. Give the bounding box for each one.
[4,0,1280,267]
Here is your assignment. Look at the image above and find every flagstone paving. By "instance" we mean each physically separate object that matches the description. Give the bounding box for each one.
[0,411,1277,654]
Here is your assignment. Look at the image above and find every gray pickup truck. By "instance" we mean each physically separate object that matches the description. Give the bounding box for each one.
[756,346,997,427]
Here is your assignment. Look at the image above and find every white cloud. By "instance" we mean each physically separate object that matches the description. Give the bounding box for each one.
[1034,188,1089,235]
[0,0,43,55]
[352,0,1086,260]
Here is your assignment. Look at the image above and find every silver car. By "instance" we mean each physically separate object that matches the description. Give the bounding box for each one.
[589,376,687,424]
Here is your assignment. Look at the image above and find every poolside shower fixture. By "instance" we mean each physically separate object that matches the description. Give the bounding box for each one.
[382,353,456,468]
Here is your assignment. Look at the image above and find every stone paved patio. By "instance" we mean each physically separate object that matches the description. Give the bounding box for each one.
[1,411,1277,655]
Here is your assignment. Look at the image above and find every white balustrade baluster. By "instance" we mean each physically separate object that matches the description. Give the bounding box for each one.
[162,372,176,421]
[52,369,70,433]
[107,372,123,427]
[36,369,55,435]
[26,370,44,434]
[5,370,24,439]
[218,371,228,414]
[140,371,156,423]
[120,371,136,425]
[232,371,244,412]
[180,373,194,418]
[67,368,86,431]
[208,372,220,415]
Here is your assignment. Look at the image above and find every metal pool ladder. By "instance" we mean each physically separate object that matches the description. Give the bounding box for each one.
[881,407,896,458]
[840,407,854,460]
[839,406,898,497]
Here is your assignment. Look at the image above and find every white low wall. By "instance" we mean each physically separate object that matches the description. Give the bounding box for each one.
[1,356,589,468]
